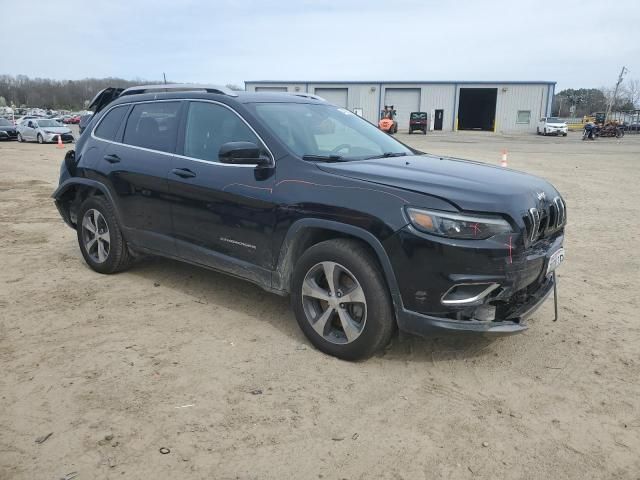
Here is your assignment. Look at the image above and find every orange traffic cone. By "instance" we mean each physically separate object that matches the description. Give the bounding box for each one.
[500,149,508,167]
[56,134,64,149]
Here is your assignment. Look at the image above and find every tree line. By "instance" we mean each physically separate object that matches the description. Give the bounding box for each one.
[0,75,165,111]
[552,79,640,118]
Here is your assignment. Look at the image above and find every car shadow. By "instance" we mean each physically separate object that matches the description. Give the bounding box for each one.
[128,255,501,363]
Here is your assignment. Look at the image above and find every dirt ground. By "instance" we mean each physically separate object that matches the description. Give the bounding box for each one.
[1,129,639,480]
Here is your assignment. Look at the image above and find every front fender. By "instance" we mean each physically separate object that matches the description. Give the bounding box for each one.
[273,218,403,314]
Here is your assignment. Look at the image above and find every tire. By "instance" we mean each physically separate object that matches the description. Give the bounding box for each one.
[76,195,132,274]
[408,129,412,134]
[543,128,547,136]
[17,133,23,142]
[423,129,427,135]
[290,239,395,360]
[562,133,567,137]
[37,133,44,144]
[536,127,540,135]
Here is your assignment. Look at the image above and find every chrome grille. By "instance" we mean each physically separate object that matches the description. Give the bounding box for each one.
[526,197,566,243]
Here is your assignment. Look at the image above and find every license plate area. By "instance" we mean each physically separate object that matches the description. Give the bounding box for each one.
[546,247,565,275]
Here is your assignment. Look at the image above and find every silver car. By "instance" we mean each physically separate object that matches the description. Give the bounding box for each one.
[17,118,74,144]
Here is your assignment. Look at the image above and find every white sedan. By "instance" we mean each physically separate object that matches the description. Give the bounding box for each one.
[537,117,568,136]
[17,118,74,144]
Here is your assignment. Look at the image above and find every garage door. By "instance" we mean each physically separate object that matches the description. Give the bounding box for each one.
[255,87,288,92]
[314,88,348,108]
[384,88,421,131]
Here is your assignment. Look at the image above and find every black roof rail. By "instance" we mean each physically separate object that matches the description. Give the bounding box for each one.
[120,84,239,97]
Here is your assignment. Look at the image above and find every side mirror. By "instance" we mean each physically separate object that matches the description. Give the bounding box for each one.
[219,141,269,165]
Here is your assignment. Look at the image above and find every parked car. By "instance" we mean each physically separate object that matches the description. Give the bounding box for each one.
[537,117,568,136]
[0,117,18,140]
[14,115,42,126]
[17,118,74,143]
[53,84,566,360]
[78,112,94,135]
[408,111,428,134]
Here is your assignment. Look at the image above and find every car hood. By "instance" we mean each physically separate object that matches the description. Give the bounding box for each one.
[0,125,16,131]
[316,154,561,214]
[41,126,71,133]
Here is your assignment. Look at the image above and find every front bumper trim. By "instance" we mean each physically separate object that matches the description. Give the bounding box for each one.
[397,275,555,337]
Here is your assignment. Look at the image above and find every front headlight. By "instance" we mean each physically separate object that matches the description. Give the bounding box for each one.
[406,207,513,239]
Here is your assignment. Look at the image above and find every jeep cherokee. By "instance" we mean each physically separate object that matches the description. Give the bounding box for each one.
[53,84,566,360]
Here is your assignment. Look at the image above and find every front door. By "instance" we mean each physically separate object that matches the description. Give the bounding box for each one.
[24,121,37,140]
[167,100,276,284]
[434,109,444,130]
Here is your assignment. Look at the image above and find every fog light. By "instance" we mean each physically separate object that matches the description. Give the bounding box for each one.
[441,283,500,305]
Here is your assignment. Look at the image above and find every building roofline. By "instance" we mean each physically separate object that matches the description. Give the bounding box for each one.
[245,80,557,85]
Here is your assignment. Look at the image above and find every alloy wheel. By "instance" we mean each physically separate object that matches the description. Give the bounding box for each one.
[81,209,110,263]
[301,261,367,344]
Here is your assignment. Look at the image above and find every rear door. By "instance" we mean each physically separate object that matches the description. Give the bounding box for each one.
[98,100,182,254]
[167,100,277,282]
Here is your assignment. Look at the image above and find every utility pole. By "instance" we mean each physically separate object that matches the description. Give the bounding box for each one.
[605,66,628,122]
[163,72,167,85]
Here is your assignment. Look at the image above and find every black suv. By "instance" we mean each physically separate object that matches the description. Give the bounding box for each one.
[53,84,566,360]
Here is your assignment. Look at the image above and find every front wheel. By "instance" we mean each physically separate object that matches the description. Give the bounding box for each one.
[17,133,24,142]
[291,239,395,360]
[37,133,44,144]
[77,196,133,274]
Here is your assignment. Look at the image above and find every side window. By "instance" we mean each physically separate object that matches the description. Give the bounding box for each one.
[94,105,128,141]
[183,102,262,162]
[123,101,181,153]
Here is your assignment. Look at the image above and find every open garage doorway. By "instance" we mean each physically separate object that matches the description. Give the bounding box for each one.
[457,88,497,131]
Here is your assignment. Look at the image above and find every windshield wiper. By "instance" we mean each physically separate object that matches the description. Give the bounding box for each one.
[365,152,407,159]
[302,154,345,162]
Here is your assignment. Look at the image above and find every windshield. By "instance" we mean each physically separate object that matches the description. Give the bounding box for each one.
[411,112,427,120]
[250,103,413,160]
[37,119,62,127]
[546,117,563,123]
[0,118,11,126]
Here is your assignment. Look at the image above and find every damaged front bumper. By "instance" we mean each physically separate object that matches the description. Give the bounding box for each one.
[395,274,554,336]
[385,224,564,336]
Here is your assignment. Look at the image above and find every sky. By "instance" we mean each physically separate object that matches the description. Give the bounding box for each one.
[2,0,639,91]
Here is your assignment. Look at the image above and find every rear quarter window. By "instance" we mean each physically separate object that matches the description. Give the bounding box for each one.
[123,101,181,153]
[94,105,128,141]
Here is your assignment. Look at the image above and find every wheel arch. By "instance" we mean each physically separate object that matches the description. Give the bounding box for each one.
[274,219,402,310]
[52,178,121,229]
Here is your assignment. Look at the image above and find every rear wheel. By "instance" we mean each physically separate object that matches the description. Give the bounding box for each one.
[291,239,395,360]
[536,127,540,135]
[77,196,132,274]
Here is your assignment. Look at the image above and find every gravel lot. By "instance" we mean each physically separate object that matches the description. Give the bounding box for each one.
[1,129,639,479]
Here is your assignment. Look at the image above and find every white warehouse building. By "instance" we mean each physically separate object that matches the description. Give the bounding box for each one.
[244,80,556,134]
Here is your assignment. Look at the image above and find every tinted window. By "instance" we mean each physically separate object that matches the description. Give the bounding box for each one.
[123,101,181,153]
[251,103,412,160]
[95,106,127,140]
[183,102,261,162]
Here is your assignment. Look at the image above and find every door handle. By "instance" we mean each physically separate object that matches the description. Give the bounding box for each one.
[171,168,197,178]
[104,154,121,164]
